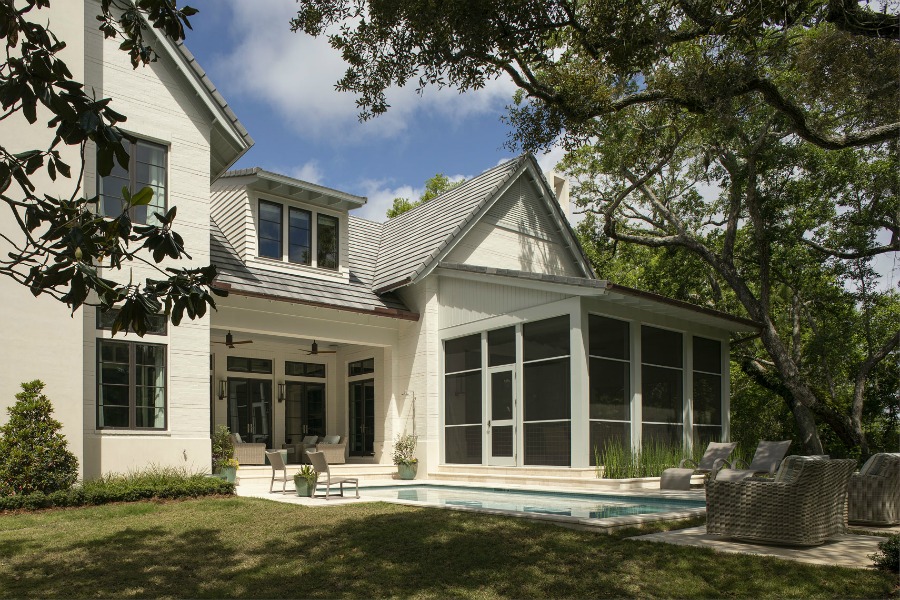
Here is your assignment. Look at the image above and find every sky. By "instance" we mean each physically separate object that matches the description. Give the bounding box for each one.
[183,0,563,223]
[182,1,896,290]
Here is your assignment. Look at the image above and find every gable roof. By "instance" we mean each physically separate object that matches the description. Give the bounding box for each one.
[372,154,593,293]
[210,217,417,321]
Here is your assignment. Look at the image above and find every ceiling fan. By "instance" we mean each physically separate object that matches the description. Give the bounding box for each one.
[302,340,337,355]
[213,331,253,349]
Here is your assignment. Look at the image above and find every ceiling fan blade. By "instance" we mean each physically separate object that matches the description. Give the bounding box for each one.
[231,340,253,345]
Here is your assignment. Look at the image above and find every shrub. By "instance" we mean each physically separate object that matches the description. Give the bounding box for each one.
[870,534,899,573]
[0,380,79,496]
[211,425,235,473]
[392,433,418,465]
[0,465,234,513]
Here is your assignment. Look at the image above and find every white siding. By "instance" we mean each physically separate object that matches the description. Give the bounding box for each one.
[210,183,251,257]
[438,276,567,329]
[444,177,580,276]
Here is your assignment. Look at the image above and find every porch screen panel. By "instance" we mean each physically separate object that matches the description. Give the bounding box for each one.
[589,315,631,466]
[523,315,571,466]
[693,336,723,445]
[641,326,683,446]
[444,334,482,464]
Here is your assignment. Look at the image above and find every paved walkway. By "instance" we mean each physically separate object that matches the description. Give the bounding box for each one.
[630,526,885,569]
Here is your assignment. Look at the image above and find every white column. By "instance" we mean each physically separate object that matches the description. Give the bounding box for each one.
[722,339,731,442]
[684,334,693,452]
[631,321,642,451]
[570,300,590,468]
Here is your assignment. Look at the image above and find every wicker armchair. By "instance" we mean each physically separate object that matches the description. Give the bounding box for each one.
[848,453,900,526]
[316,436,347,464]
[230,433,266,465]
[706,457,857,546]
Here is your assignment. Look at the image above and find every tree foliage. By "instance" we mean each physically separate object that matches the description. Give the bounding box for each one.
[386,173,463,218]
[292,0,899,455]
[0,0,225,336]
[0,380,79,496]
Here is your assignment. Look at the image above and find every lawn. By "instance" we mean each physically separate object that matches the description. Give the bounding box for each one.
[0,497,893,599]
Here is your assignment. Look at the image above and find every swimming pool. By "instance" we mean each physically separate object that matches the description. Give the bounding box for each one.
[360,485,705,525]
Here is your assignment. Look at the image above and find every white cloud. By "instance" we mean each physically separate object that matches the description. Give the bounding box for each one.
[352,179,422,222]
[289,160,324,185]
[210,0,517,144]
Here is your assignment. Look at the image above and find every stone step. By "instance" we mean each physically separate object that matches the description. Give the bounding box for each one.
[435,465,599,479]
[427,470,705,490]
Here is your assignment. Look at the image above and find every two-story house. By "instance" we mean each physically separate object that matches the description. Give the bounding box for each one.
[0,3,757,481]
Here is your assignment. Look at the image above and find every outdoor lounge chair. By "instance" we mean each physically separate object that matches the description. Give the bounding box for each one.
[713,440,792,481]
[265,450,292,494]
[706,456,857,545]
[848,453,900,526]
[660,442,737,490]
[230,433,266,465]
[308,451,359,499]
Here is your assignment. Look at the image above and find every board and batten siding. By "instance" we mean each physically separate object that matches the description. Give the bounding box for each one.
[210,183,251,258]
[444,177,580,277]
[438,277,568,330]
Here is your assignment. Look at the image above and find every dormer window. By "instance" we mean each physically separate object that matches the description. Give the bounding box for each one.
[255,198,339,271]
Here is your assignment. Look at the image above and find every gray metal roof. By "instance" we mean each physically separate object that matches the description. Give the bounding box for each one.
[372,156,527,293]
[210,217,416,320]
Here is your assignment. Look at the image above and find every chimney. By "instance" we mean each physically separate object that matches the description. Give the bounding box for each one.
[546,172,570,216]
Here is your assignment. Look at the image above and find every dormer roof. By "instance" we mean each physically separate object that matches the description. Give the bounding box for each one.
[218,167,367,212]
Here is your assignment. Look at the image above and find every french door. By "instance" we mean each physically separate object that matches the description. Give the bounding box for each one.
[348,379,374,456]
[227,378,273,448]
[284,381,326,443]
[487,368,516,466]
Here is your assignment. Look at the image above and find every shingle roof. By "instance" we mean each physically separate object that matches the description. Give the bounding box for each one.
[372,156,528,293]
[210,217,416,320]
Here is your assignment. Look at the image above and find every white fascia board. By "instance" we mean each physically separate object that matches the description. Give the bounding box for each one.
[435,266,609,297]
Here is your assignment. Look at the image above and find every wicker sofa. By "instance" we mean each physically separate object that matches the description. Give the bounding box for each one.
[316,436,347,464]
[230,433,266,465]
[848,453,900,526]
[706,457,857,546]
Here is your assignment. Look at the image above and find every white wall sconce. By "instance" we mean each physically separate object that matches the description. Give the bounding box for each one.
[277,383,285,403]
[218,380,227,401]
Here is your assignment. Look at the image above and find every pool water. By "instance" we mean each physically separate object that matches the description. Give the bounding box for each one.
[361,485,703,521]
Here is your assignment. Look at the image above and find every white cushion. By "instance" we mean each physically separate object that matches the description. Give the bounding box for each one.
[231,433,243,444]
[322,435,341,445]
[302,435,319,446]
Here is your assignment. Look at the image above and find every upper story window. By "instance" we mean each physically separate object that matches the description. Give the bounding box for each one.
[256,198,340,271]
[97,308,167,336]
[99,139,167,225]
[317,214,339,270]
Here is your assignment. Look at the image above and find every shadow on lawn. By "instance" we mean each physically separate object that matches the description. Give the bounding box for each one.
[0,502,893,599]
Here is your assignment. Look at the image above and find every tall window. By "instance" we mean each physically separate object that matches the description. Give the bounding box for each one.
[523,315,571,466]
[693,337,723,445]
[444,334,482,464]
[258,200,282,259]
[97,340,166,429]
[289,207,312,265]
[317,214,339,270]
[99,139,166,225]
[589,315,631,465]
[641,326,683,445]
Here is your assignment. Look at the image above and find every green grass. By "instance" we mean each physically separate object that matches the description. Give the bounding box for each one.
[0,498,894,599]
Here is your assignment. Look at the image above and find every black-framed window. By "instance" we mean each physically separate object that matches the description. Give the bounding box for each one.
[317,214,339,270]
[99,139,167,226]
[641,325,683,446]
[97,339,166,429]
[348,358,375,377]
[589,315,631,466]
[444,333,482,464]
[693,336,723,445]
[286,361,326,378]
[523,315,571,466]
[227,356,273,374]
[258,199,283,259]
[96,308,167,336]
[289,207,312,265]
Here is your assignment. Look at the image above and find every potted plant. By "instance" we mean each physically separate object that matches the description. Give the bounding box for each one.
[211,424,235,475]
[392,433,418,480]
[293,465,318,497]
[219,457,239,483]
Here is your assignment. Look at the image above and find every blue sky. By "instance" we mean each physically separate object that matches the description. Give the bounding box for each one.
[184,0,563,222]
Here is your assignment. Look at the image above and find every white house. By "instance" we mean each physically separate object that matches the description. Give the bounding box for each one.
[0,3,757,481]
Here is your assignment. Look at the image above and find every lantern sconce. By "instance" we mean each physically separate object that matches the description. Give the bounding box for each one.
[277,383,286,403]
[218,380,227,401]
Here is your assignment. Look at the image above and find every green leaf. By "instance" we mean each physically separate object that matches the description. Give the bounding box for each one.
[129,186,154,207]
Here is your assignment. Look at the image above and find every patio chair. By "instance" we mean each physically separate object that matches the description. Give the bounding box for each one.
[308,451,359,499]
[230,433,266,465]
[713,440,792,482]
[706,456,857,545]
[848,453,900,526]
[315,435,347,465]
[265,450,292,494]
[660,442,737,490]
